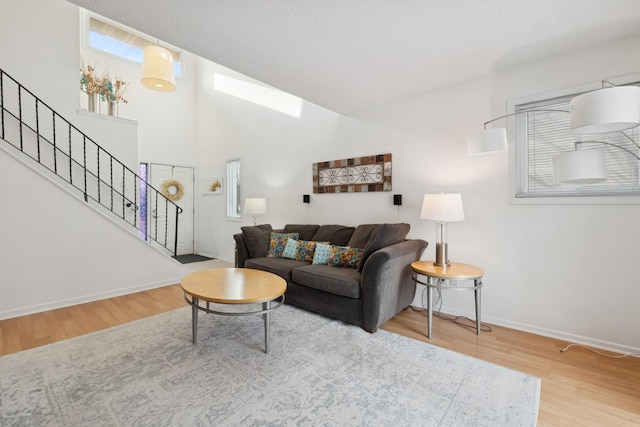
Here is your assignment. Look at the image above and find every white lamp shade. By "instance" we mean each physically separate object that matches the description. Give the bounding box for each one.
[420,193,465,222]
[466,128,508,156]
[552,149,606,185]
[570,86,640,135]
[244,198,267,215]
[141,45,176,92]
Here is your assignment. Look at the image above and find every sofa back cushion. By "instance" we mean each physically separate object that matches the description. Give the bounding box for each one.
[311,225,355,246]
[241,224,273,258]
[347,224,381,249]
[358,223,411,272]
[283,224,320,241]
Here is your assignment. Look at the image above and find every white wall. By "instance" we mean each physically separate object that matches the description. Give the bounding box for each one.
[0,0,188,319]
[194,38,640,354]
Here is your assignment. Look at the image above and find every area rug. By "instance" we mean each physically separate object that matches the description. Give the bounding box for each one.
[0,305,540,426]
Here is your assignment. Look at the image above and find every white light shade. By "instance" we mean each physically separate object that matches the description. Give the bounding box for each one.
[552,149,606,185]
[570,86,640,135]
[244,198,267,215]
[141,45,176,92]
[466,128,508,156]
[420,193,465,222]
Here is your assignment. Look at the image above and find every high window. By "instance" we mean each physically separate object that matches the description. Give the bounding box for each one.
[226,158,241,219]
[82,11,182,77]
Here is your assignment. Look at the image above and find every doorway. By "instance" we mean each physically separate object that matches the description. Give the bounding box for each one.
[147,163,195,256]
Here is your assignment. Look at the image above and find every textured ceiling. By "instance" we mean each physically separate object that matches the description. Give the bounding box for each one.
[66,0,640,114]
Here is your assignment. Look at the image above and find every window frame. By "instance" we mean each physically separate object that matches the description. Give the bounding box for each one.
[79,9,183,78]
[226,158,242,220]
[507,76,640,205]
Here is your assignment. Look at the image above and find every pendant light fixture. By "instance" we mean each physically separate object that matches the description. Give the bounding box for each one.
[141,44,176,92]
[570,85,640,135]
[552,145,607,185]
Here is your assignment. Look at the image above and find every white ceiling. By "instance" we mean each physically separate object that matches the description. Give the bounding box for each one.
[67,0,640,114]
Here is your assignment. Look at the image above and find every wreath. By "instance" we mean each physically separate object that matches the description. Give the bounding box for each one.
[160,179,185,202]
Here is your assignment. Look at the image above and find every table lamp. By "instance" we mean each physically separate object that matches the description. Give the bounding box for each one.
[244,198,267,225]
[420,193,465,267]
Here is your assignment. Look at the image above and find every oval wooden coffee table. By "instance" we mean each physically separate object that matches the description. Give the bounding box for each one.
[180,268,286,353]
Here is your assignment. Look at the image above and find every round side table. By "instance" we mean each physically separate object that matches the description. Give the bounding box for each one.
[411,261,484,339]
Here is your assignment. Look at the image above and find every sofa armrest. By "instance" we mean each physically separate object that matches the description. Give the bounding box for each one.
[233,233,250,268]
[359,239,428,331]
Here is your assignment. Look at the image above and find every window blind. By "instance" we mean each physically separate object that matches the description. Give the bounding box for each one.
[515,94,640,198]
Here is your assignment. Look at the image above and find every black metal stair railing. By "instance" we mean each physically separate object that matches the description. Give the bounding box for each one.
[0,69,182,257]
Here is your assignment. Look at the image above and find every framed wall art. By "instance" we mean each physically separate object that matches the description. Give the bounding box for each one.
[313,153,392,193]
[201,177,224,195]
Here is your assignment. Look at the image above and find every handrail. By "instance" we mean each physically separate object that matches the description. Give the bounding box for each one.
[0,68,182,257]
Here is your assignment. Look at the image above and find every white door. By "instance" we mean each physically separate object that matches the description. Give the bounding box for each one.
[149,164,194,256]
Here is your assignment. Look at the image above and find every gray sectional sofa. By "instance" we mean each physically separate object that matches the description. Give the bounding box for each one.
[233,223,428,332]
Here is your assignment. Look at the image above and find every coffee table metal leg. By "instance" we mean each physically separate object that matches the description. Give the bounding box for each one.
[262,301,271,353]
[192,297,199,344]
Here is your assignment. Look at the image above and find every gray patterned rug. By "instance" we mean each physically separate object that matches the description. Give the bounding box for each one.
[1,305,539,426]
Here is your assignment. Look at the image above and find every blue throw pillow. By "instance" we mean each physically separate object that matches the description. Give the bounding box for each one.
[282,238,299,259]
[312,242,333,265]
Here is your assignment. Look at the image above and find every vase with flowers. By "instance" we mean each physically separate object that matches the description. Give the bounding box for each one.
[103,78,129,117]
[80,64,108,113]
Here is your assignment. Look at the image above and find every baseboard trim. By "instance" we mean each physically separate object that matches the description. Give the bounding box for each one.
[410,303,640,358]
[0,277,183,320]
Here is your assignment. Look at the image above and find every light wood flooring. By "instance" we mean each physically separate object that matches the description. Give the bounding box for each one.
[2,283,639,426]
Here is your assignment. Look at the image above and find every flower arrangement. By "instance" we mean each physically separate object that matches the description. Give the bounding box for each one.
[80,65,108,96]
[80,64,128,104]
[104,79,129,104]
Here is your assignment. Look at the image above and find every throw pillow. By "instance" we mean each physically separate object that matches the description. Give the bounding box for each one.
[282,238,299,259]
[328,246,363,269]
[241,224,273,258]
[312,242,333,265]
[267,232,299,258]
[294,240,329,262]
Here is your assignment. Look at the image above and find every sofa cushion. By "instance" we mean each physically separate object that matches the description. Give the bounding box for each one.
[311,225,355,246]
[241,224,273,258]
[283,224,320,241]
[292,264,361,299]
[359,223,411,272]
[245,257,309,283]
[328,246,363,269]
[267,232,299,258]
[347,224,381,249]
[312,242,333,265]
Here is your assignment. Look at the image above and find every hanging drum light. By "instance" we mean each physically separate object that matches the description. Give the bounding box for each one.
[141,45,176,92]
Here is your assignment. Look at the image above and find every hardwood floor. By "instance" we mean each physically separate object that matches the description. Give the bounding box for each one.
[2,284,639,426]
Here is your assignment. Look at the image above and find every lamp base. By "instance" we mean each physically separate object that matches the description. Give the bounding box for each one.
[434,243,450,267]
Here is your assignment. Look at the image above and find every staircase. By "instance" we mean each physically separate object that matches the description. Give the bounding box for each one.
[0,69,182,256]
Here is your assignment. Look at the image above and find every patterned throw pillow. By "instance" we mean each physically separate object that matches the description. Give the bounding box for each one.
[282,238,299,259]
[267,232,299,258]
[295,240,322,262]
[312,242,333,265]
[328,246,364,269]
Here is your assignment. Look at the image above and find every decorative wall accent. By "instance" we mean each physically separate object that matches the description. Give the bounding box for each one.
[201,177,224,195]
[160,179,185,202]
[313,153,392,193]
